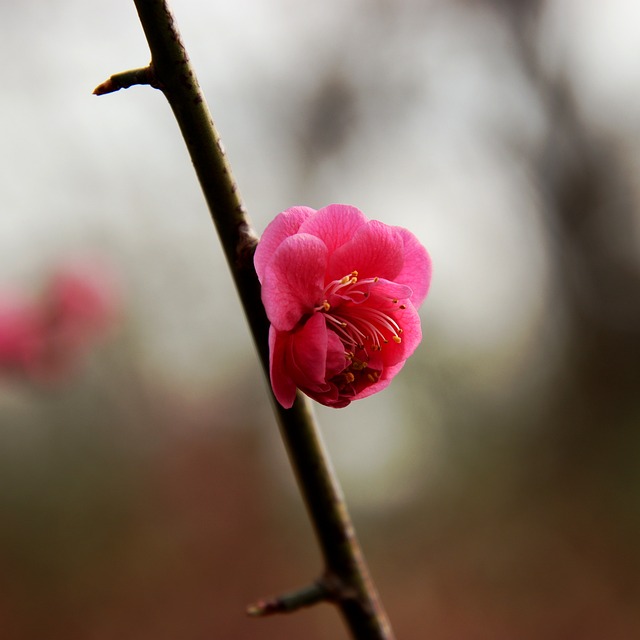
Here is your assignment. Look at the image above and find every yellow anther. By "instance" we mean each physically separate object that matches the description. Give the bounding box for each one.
[393,335,402,344]
[322,300,331,311]
[344,372,355,383]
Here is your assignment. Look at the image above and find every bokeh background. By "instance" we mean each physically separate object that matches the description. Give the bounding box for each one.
[1,0,640,638]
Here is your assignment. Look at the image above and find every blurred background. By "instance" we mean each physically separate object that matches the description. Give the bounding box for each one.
[1,0,640,638]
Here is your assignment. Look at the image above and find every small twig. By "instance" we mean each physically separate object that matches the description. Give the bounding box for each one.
[93,65,157,95]
[246,581,329,617]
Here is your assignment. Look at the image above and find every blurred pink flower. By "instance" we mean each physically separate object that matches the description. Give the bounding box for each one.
[0,292,44,371]
[255,204,431,408]
[0,258,121,383]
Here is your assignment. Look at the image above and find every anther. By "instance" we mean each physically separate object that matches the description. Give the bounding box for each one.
[393,336,402,343]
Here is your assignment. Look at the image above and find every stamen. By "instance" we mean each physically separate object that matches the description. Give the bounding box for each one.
[351,359,367,371]
[319,270,406,370]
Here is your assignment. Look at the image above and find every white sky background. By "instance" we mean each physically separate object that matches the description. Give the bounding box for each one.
[1,0,640,502]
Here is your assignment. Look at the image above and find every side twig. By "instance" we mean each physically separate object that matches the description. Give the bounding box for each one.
[93,66,157,95]
[95,1,395,638]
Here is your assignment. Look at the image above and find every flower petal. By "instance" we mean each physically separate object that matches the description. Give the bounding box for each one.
[254,206,316,282]
[327,220,404,284]
[269,327,298,409]
[394,227,432,307]
[286,313,333,391]
[324,329,348,378]
[386,301,423,364]
[261,233,327,331]
[269,314,343,408]
[351,365,397,401]
[298,204,368,255]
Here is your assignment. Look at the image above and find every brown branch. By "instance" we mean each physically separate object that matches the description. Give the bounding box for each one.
[95,1,396,638]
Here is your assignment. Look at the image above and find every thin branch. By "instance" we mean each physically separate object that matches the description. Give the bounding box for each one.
[96,1,396,638]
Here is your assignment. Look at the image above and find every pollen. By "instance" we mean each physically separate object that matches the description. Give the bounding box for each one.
[392,335,402,344]
[340,271,359,286]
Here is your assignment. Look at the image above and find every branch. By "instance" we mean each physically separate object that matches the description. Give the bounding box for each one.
[95,1,395,638]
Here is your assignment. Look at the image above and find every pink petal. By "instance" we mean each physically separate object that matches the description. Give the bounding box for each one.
[261,233,327,331]
[254,206,316,282]
[269,327,297,409]
[298,204,368,255]
[351,365,397,401]
[286,313,332,391]
[398,302,423,357]
[327,220,404,284]
[324,329,348,378]
[269,314,338,408]
[366,279,413,303]
[393,227,432,307]
[383,302,423,365]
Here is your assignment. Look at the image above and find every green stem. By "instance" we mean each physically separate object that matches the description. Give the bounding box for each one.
[102,1,396,638]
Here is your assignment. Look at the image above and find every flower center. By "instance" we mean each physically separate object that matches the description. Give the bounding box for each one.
[315,270,406,359]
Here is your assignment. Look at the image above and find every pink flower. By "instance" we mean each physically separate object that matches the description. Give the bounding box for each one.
[0,258,121,383]
[254,204,431,408]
